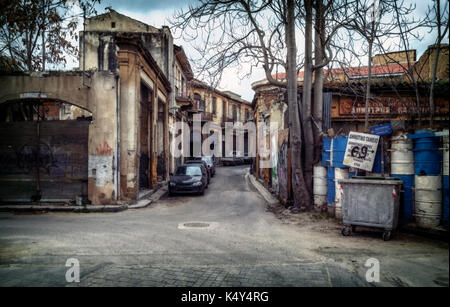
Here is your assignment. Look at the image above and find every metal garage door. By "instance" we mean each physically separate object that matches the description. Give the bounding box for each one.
[0,120,89,202]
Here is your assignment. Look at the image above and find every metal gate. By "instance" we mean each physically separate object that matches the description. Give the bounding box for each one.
[0,120,89,202]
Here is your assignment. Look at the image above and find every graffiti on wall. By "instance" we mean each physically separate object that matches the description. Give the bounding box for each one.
[96,141,113,156]
[277,140,289,201]
[0,143,85,177]
[270,132,279,193]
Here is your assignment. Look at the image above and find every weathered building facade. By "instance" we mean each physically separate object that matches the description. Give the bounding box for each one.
[0,10,174,205]
[0,71,119,205]
[188,79,253,159]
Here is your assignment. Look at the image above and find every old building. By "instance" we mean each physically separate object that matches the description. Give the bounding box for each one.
[188,79,253,159]
[170,45,194,173]
[0,10,176,205]
[251,46,449,203]
[0,71,120,205]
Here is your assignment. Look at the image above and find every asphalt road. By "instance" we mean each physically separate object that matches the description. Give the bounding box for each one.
[0,165,448,287]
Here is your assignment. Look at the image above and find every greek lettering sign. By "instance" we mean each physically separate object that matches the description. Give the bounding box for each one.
[343,132,380,171]
[370,123,392,136]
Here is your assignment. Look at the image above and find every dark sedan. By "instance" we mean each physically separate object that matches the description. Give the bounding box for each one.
[185,159,211,183]
[201,156,215,177]
[169,164,208,195]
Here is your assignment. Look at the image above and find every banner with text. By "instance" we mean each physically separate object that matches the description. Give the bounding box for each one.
[343,132,380,171]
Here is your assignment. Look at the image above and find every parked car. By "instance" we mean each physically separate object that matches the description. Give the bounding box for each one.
[201,156,215,177]
[243,152,253,164]
[185,159,211,183]
[222,151,244,166]
[169,164,208,195]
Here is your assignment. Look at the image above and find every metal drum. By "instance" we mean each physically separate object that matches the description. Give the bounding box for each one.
[327,167,335,215]
[322,138,332,167]
[335,168,349,219]
[414,175,442,229]
[322,137,348,168]
[313,165,327,212]
[391,135,414,175]
[413,129,442,176]
[392,174,414,223]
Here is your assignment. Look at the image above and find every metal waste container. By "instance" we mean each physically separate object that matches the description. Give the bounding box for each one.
[338,177,403,241]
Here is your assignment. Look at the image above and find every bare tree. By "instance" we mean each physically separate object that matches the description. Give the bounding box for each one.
[312,0,352,161]
[342,0,402,130]
[0,0,99,71]
[171,0,312,209]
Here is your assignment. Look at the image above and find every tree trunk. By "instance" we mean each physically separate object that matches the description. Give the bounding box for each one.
[364,39,373,131]
[287,0,310,211]
[42,29,45,71]
[302,0,314,208]
[313,0,324,163]
[429,44,440,128]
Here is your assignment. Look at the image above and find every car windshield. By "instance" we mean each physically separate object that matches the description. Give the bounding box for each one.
[201,157,212,164]
[175,166,202,176]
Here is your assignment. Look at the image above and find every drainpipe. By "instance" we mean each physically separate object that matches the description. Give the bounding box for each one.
[116,74,121,200]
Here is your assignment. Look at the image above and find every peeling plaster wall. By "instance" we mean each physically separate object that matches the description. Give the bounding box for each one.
[0,71,119,205]
[86,71,118,205]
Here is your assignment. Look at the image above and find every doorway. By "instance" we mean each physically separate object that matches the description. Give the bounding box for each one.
[139,83,153,190]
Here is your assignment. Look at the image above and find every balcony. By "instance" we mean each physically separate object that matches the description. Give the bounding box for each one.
[200,112,213,121]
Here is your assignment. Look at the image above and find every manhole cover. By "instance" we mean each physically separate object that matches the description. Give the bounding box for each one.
[183,222,210,228]
[178,222,218,229]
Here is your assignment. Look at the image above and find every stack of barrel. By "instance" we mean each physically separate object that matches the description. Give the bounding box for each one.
[390,133,415,223]
[412,129,442,229]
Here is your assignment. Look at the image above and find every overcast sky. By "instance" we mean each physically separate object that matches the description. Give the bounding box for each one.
[80,0,448,101]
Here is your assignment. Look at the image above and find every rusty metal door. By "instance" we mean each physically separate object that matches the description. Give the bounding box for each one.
[0,120,89,202]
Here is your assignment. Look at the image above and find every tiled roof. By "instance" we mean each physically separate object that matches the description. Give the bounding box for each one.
[269,63,411,80]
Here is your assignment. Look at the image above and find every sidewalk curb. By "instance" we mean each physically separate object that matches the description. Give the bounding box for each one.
[246,173,279,206]
[0,204,128,213]
[0,186,169,213]
[129,186,168,209]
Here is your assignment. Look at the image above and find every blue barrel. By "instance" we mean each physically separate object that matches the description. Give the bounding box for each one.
[327,167,335,205]
[322,137,348,168]
[333,137,348,168]
[443,175,449,225]
[322,138,331,167]
[413,129,442,176]
[392,174,414,224]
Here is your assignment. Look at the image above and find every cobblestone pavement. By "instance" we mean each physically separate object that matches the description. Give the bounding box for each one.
[70,263,367,287]
[0,166,448,287]
[0,262,366,287]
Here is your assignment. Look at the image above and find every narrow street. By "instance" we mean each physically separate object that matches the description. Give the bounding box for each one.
[0,166,448,287]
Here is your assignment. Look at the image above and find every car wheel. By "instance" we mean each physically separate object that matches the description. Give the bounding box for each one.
[199,187,205,195]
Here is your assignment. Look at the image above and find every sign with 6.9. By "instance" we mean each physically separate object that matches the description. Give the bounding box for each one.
[343,132,380,172]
